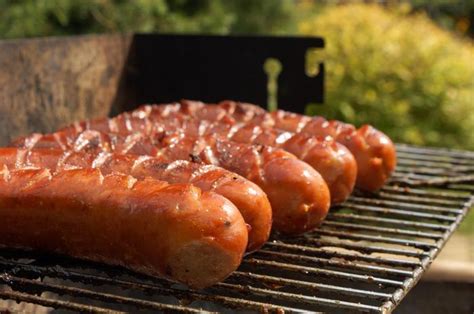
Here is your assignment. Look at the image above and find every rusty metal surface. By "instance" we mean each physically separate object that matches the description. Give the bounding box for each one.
[0,144,473,313]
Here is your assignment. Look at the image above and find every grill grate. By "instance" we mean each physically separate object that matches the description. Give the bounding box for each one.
[1,144,473,313]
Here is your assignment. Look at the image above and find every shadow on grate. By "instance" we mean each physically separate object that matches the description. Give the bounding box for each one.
[1,144,473,313]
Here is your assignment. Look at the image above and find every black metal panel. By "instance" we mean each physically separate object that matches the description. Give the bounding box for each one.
[131,34,324,113]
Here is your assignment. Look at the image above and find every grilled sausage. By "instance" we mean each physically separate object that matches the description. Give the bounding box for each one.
[138,100,396,191]
[151,116,355,204]
[0,167,248,289]
[268,111,396,192]
[0,147,271,252]
[55,110,356,203]
[12,131,330,235]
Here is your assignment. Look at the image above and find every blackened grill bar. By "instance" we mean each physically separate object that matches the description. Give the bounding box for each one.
[0,144,473,313]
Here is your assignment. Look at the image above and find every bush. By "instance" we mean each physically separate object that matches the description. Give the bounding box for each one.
[0,0,295,38]
[300,4,474,150]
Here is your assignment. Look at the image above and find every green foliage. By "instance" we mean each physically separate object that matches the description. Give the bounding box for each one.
[0,0,226,37]
[458,207,474,235]
[300,4,474,149]
[410,0,474,37]
[1,1,473,150]
[224,0,296,35]
[0,0,295,38]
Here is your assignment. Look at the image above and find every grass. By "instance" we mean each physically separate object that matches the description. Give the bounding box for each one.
[458,206,474,235]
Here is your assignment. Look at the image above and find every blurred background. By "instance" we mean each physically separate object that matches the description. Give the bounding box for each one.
[1,0,472,150]
[0,0,472,311]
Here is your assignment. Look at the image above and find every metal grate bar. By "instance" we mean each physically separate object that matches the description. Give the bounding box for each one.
[321,221,443,239]
[396,146,474,159]
[0,274,208,313]
[310,229,437,249]
[381,185,471,199]
[391,173,443,180]
[0,259,296,313]
[0,257,389,312]
[254,250,414,276]
[230,271,392,299]
[396,162,474,172]
[243,259,405,287]
[347,196,462,213]
[265,242,422,267]
[380,195,473,311]
[368,192,465,206]
[396,155,474,166]
[289,238,430,258]
[410,175,474,186]
[448,184,474,192]
[395,144,474,158]
[395,153,474,166]
[326,213,451,231]
[0,289,119,313]
[213,282,383,313]
[338,203,459,221]
[391,174,474,186]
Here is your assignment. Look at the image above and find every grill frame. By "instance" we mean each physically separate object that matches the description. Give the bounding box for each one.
[1,143,473,313]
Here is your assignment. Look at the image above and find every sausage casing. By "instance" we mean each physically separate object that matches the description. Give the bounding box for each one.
[57,106,356,203]
[138,100,396,191]
[0,167,248,289]
[0,147,271,252]
[13,132,330,235]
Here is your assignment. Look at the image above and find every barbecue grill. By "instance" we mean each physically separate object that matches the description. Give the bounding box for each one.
[0,34,473,313]
[1,144,473,313]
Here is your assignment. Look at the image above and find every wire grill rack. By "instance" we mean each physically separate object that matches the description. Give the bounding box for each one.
[1,144,473,313]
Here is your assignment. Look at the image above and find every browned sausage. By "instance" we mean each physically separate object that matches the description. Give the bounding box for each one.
[138,100,396,191]
[13,131,330,235]
[55,110,356,203]
[0,167,248,289]
[155,117,356,204]
[267,111,396,192]
[0,147,271,252]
